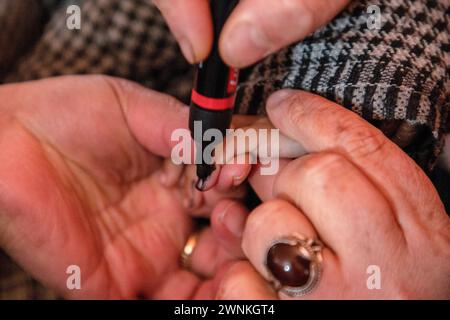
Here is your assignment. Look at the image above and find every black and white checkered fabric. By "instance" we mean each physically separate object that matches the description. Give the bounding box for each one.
[236,0,450,170]
[0,0,449,300]
[2,0,449,170]
[0,0,44,77]
[4,0,193,101]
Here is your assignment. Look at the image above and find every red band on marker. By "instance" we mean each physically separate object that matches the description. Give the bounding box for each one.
[191,90,235,111]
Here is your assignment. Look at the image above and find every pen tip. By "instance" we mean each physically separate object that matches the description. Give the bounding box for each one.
[195,178,207,192]
[195,164,215,192]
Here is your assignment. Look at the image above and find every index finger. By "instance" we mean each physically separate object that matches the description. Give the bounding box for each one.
[107,77,190,158]
[266,89,443,226]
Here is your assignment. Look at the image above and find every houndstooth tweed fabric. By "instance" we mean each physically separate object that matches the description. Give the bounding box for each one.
[1,0,449,169]
[3,0,194,101]
[236,0,450,170]
[0,0,449,299]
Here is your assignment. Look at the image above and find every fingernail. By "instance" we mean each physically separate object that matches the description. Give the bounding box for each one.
[266,242,311,287]
[195,178,208,192]
[219,203,246,237]
[232,176,243,187]
[232,166,251,187]
[267,89,297,109]
[191,181,204,208]
[178,37,196,64]
[195,164,216,192]
[222,21,271,68]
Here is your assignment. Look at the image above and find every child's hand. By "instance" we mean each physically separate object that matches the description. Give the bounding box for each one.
[157,159,250,259]
[199,116,307,200]
[157,160,248,217]
[155,114,304,260]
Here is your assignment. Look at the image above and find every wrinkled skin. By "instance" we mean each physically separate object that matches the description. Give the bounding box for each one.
[0,75,239,299]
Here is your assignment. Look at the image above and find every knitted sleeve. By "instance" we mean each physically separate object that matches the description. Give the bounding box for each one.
[236,0,450,171]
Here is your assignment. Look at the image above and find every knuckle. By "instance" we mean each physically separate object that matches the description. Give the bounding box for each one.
[281,0,316,30]
[256,0,316,47]
[300,152,349,188]
[284,94,308,124]
[216,261,250,299]
[245,200,289,234]
[284,92,327,127]
[337,116,389,159]
[250,199,289,221]
[263,0,316,38]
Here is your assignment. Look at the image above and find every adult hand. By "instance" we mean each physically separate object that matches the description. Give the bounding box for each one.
[0,76,246,299]
[153,0,351,67]
[216,90,450,299]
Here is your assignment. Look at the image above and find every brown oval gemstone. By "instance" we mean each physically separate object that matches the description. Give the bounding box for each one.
[267,243,311,287]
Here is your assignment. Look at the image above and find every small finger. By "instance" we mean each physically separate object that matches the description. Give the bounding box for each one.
[153,270,200,300]
[194,185,247,217]
[215,117,305,166]
[189,228,240,278]
[182,165,204,212]
[211,200,248,258]
[248,159,290,201]
[159,158,184,187]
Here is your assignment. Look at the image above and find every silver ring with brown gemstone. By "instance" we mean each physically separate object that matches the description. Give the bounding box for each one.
[264,234,323,297]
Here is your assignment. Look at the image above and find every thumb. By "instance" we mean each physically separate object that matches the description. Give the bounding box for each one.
[220,0,350,68]
[107,77,189,158]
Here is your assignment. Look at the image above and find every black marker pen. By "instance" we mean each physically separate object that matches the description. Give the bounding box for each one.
[189,0,239,191]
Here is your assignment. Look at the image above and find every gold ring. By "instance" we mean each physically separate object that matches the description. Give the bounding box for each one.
[181,231,200,270]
